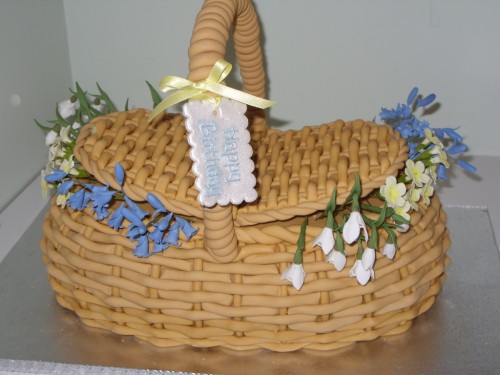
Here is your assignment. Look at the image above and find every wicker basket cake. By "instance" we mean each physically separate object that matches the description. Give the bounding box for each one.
[39,0,450,352]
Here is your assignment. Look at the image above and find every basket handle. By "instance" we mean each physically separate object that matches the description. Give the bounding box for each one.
[187,0,265,263]
[188,0,268,142]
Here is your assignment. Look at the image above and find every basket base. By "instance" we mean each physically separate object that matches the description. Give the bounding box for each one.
[39,194,450,352]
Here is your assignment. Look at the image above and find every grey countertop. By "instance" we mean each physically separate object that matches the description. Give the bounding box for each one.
[1,206,500,375]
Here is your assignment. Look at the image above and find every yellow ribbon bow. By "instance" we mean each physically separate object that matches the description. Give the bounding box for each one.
[147,59,275,122]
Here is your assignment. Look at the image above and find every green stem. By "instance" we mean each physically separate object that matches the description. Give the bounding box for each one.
[367,225,378,250]
[293,218,308,264]
[356,240,364,260]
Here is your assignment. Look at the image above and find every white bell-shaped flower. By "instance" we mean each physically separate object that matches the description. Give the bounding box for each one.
[57,99,76,119]
[326,250,347,271]
[313,227,335,255]
[91,102,106,113]
[349,260,375,286]
[382,242,396,260]
[45,130,58,146]
[396,223,410,233]
[59,126,72,143]
[281,263,306,291]
[361,247,376,270]
[343,211,368,244]
[48,140,65,162]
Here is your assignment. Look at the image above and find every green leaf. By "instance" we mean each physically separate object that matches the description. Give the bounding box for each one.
[34,119,53,133]
[336,234,346,255]
[124,98,130,111]
[390,213,411,225]
[55,103,71,126]
[345,174,362,210]
[326,209,335,229]
[146,80,163,108]
[296,217,308,251]
[356,240,364,259]
[372,204,388,227]
[360,203,383,213]
[384,226,398,248]
[325,188,337,215]
[75,82,93,120]
[361,213,374,227]
[76,170,90,179]
[293,217,308,264]
[96,82,117,113]
[367,224,378,249]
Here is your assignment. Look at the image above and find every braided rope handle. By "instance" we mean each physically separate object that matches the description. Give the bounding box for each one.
[188,0,265,263]
[188,0,267,140]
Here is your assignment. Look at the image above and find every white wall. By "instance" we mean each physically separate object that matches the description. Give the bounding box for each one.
[0,0,72,211]
[63,0,500,158]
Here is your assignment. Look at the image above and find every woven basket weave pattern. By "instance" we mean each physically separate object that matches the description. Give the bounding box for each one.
[39,0,451,351]
[74,110,408,224]
[41,188,449,351]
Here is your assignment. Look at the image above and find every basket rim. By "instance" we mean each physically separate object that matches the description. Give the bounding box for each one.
[73,108,409,225]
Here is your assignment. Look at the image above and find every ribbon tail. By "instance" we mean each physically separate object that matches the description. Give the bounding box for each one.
[158,76,193,93]
[147,89,200,122]
[207,83,276,109]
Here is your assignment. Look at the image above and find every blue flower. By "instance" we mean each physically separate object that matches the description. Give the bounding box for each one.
[57,180,74,195]
[379,103,412,123]
[122,207,143,226]
[148,213,174,253]
[380,88,434,145]
[407,87,419,106]
[44,170,67,183]
[124,196,149,220]
[152,240,169,253]
[149,226,166,244]
[146,193,167,217]
[88,185,115,220]
[437,164,448,180]
[108,203,126,230]
[447,143,468,155]
[164,222,180,246]
[122,207,150,257]
[443,128,464,143]
[416,93,436,108]
[176,217,198,240]
[434,127,464,144]
[122,208,147,237]
[149,214,172,242]
[114,163,125,187]
[67,188,91,210]
[457,159,477,173]
[133,235,151,258]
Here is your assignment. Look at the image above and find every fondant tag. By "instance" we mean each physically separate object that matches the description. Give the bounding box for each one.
[183,98,258,207]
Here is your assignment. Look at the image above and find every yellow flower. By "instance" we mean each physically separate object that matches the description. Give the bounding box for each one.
[40,170,49,199]
[60,155,79,176]
[421,183,435,205]
[422,128,440,146]
[49,140,65,162]
[56,193,71,208]
[426,166,437,184]
[405,160,431,187]
[406,186,422,211]
[394,200,411,221]
[59,126,72,143]
[430,144,450,168]
[380,176,407,209]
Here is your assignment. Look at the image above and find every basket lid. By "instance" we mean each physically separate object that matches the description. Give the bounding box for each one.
[73,108,408,226]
